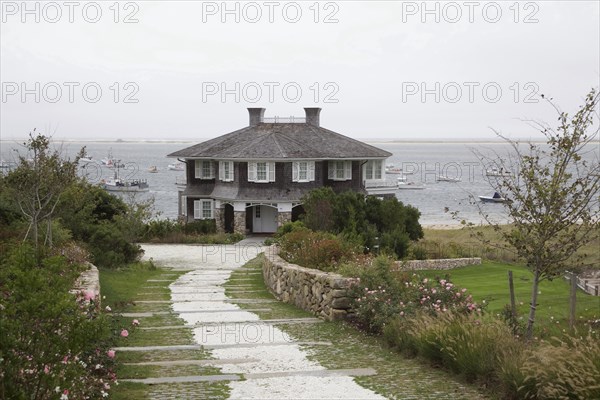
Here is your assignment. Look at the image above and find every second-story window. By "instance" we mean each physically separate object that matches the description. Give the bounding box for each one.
[195,160,215,179]
[328,160,352,181]
[292,161,315,182]
[219,161,234,182]
[248,161,275,183]
[365,160,383,180]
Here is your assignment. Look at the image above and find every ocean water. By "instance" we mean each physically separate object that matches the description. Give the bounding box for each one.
[3,140,594,226]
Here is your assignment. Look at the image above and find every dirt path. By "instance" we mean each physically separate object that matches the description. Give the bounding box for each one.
[140,242,383,399]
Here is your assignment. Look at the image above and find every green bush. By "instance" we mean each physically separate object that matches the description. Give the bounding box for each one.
[301,188,423,258]
[183,219,217,234]
[278,228,355,272]
[0,245,124,398]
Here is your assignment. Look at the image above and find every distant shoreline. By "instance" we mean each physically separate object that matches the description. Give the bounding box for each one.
[1,138,566,145]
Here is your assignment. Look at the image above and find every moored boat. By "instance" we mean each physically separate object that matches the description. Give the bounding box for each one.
[168,162,185,171]
[486,167,512,177]
[478,192,506,203]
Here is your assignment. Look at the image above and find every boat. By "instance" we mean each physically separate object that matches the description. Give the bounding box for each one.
[101,149,124,169]
[168,162,185,171]
[385,164,414,175]
[101,167,149,193]
[364,180,398,195]
[486,167,512,177]
[478,192,506,203]
[148,166,158,173]
[397,176,425,190]
[78,156,96,164]
[437,175,461,182]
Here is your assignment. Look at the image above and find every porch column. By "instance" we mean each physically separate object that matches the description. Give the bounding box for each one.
[233,202,246,236]
[277,203,293,228]
[214,200,225,233]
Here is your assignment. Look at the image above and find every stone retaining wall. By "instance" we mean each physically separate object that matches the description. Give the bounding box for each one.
[71,263,101,303]
[394,257,482,271]
[262,246,354,321]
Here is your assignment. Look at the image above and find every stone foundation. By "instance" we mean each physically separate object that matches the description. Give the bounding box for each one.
[394,257,482,271]
[262,246,354,321]
[277,211,292,228]
[233,210,246,235]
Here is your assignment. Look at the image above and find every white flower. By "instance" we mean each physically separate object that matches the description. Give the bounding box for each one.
[55,387,61,393]
[105,305,111,312]
[60,394,68,400]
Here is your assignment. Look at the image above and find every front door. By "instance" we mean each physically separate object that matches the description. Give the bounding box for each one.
[252,205,277,233]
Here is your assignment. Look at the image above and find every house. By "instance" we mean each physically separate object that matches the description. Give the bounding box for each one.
[168,108,392,234]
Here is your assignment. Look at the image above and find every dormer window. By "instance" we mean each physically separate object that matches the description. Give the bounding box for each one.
[293,161,315,182]
[328,161,352,181]
[248,162,275,183]
[195,160,215,179]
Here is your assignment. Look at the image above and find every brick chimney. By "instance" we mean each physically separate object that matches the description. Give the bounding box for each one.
[304,108,321,127]
[248,108,265,126]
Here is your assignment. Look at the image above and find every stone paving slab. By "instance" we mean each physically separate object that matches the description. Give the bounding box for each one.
[120,368,376,385]
[245,368,377,379]
[139,317,323,330]
[125,358,259,367]
[124,308,272,318]
[203,341,333,350]
[115,345,203,352]
[121,374,241,384]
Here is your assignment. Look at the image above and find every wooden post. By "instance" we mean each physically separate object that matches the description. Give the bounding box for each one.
[569,273,577,329]
[595,285,599,296]
[508,270,516,318]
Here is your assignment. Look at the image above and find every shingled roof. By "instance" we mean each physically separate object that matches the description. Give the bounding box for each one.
[168,108,391,160]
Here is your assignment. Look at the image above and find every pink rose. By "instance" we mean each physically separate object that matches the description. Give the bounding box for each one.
[132,319,139,326]
[107,350,116,359]
[120,329,129,338]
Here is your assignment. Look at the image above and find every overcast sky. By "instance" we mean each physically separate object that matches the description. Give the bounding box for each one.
[1,1,599,141]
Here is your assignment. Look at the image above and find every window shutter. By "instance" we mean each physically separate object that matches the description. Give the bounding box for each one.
[228,161,234,181]
[328,161,334,179]
[292,162,299,182]
[195,161,201,178]
[268,162,276,182]
[193,200,201,219]
[345,161,352,180]
[308,162,315,181]
[248,162,257,182]
[219,161,224,181]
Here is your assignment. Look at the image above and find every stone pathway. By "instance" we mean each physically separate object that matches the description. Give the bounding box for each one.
[136,243,384,399]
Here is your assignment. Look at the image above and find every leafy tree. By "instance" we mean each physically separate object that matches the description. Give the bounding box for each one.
[3,132,83,259]
[476,89,600,338]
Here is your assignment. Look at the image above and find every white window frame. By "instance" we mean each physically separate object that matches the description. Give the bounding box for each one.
[328,160,352,181]
[195,160,215,179]
[365,160,383,180]
[292,161,315,183]
[219,161,234,182]
[193,199,214,220]
[248,161,276,183]
[181,195,187,216]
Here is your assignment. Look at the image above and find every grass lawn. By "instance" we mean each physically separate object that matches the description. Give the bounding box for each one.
[420,262,600,335]
[422,226,600,267]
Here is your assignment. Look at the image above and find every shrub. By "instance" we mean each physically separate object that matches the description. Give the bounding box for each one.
[517,335,600,400]
[278,228,355,271]
[183,219,217,235]
[0,245,125,399]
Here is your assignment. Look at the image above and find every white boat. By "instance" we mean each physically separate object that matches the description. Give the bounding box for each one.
[101,168,149,193]
[385,164,414,175]
[78,156,96,164]
[101,149,124,169]
[168,162,185,171]
[364,180,398,195]
[148,166,158,173]
[486,167,512,177]
[479,192,506,203]
[397,176,425,190]
[437,175,461,182]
